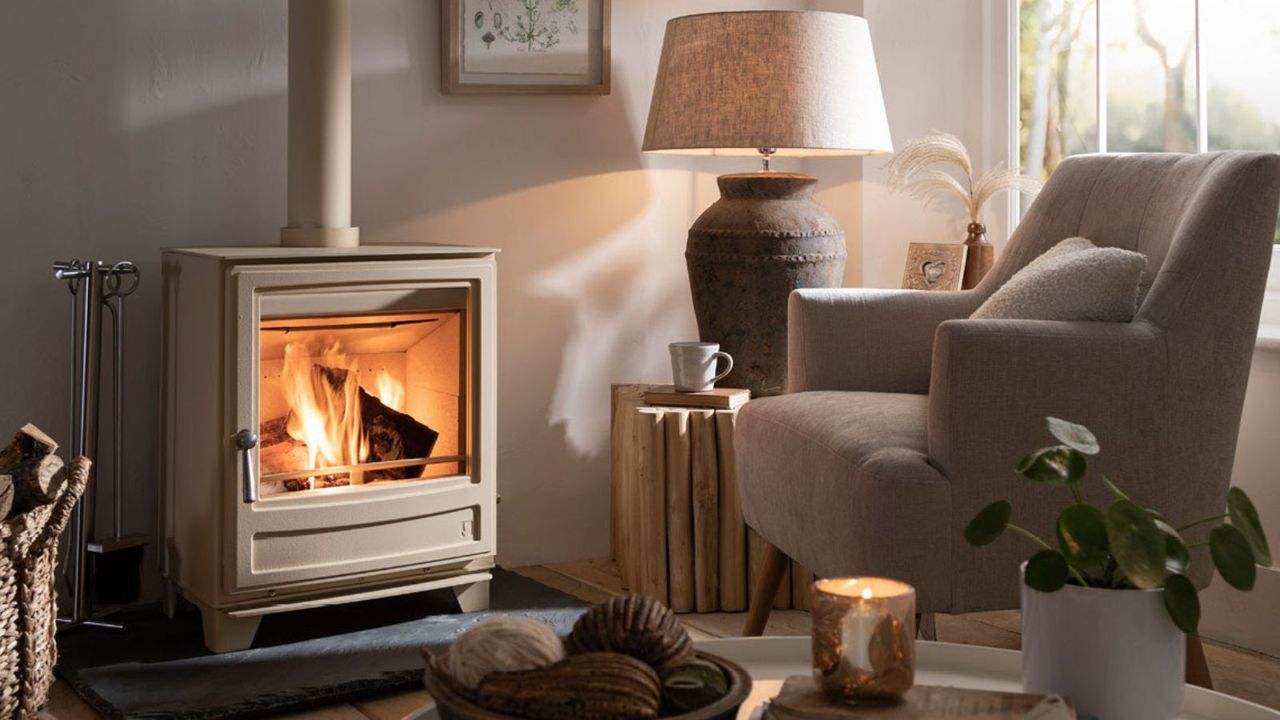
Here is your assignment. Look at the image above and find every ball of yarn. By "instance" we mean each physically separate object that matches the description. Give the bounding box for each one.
[445,616,566,690]
[567,594,692,668]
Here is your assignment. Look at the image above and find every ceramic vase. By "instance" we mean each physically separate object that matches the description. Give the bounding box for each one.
[686,172,845,397]
[1021,566,1185,720]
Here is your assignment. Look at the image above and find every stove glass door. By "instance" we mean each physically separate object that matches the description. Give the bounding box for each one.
[257,305,467,497]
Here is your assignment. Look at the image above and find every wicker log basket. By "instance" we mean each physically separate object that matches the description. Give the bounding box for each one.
[423,649,752,720]
[0,455,90,719]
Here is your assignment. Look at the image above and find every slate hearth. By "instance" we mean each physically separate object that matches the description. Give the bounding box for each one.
[57,568,586,720]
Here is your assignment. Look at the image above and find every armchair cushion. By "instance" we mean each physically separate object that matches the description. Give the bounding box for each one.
[736,391,953,609]
[972,237,1147,322]
[788,288,982,394]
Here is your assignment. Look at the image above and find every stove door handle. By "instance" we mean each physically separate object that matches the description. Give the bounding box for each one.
[234,429,259,504]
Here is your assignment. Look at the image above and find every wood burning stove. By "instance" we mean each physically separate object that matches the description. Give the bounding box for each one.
[160,245,497,652]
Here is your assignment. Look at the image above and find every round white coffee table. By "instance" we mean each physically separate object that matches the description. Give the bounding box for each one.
[405,636,1280,720]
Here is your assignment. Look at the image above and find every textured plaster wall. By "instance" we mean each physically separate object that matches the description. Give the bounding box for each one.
[0,0,811,598]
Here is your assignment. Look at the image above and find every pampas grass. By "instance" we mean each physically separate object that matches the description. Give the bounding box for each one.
[886,132,1043,224]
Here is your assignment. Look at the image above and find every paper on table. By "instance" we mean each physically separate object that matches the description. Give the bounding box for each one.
[759,675,1077,719]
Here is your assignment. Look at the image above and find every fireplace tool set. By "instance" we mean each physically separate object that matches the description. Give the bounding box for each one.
[52,259,148,629]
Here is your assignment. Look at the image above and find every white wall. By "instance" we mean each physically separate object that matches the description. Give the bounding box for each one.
[849,0,1015,289]
[0,0,808,594]
[1201,340,1280,656]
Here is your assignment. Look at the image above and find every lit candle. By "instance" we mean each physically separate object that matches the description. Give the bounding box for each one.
[812,577,916,703]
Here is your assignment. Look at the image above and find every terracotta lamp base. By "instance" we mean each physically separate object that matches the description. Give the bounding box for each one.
[685,172,846,396]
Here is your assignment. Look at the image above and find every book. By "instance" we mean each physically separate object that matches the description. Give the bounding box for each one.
[763,675,1075,720]
[643,386,749,410]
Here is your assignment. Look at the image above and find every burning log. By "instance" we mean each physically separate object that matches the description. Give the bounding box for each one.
[0,423,66,519]
[259,364,439,488]
[360,387,438,481]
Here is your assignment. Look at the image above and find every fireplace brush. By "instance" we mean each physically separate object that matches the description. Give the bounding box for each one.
[52,259,147,629]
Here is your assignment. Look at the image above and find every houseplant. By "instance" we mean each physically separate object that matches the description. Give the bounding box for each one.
[965,416,1271,720]
[885,132,1042,289]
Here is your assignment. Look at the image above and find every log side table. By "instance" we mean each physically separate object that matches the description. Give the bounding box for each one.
[610,384,811,613]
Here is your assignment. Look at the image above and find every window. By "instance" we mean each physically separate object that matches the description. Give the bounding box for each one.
[1018,0,1280,241]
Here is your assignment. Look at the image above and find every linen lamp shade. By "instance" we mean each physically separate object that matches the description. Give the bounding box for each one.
[642,11,892,158]
[642,10,892,396]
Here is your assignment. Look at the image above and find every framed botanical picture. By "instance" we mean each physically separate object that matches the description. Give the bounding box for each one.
[441,0,611,95]
[902,243,967,291]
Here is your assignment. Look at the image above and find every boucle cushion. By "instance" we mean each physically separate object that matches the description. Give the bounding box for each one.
[971,237,1147,322]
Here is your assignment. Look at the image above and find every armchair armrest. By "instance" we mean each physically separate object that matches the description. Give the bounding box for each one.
[788,288,981,393]
[928,318,1169,496]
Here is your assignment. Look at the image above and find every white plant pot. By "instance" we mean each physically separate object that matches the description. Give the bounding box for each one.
[1021,566,1185,720]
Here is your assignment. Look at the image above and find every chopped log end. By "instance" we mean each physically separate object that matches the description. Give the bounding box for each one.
[5,453,66,515]
[0,422,59,468]
[0,474,13,520]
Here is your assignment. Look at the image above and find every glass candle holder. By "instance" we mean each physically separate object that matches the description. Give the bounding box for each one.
[811,577,916,703]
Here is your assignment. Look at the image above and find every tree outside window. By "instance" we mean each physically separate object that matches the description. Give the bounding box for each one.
[1019,0,1280,241]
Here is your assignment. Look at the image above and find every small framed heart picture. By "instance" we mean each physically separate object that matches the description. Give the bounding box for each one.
[902,242,967,291]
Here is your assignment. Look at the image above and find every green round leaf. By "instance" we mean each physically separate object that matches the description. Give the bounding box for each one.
[965,501,1011,547]
[1148,510,1189,574]
[1029,548,1070,589]
[1057,504,1109,568]
[1164,533,1190,574]
[1148,509,1175,535]
[1106,499,1168,589]
[1162,573,1200,635]
[1046,417,1100,455]
[1025,550,1070,592]
[1227,487,1272,566]
[1211,524,1258,591]
[1017,446,1087,486]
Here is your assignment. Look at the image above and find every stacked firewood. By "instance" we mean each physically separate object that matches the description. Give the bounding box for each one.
[0,423,68,522]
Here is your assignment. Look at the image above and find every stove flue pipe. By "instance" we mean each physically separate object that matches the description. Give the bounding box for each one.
[281,0,359,248]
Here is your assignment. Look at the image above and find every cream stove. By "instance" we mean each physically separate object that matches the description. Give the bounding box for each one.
[158,1,503,652]
[159,245,497,651]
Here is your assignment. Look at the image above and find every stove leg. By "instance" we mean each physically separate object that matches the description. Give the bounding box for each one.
[200,607,262,653]
[452,579,490,613]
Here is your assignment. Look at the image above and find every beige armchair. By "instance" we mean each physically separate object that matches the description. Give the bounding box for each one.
[735,152,1280,680]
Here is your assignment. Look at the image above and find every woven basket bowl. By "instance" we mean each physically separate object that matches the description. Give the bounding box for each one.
[0,504,55,720]
[0,457,90,720]
[423,649,753,720]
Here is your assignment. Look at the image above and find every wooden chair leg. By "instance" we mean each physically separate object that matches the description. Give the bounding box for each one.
[742,542,790,637]
[1186,633,1213,689]
[916,612,938,641]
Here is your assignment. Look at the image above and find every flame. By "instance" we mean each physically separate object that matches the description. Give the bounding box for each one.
[280,340,369,484]
[375,370,404,412]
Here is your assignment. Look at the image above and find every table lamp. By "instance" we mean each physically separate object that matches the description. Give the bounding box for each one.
[643,11,892,396]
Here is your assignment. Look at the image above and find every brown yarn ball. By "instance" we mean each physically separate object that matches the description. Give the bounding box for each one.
[443,616,566,690]
[567,594,693,668]
[478,652,661,720]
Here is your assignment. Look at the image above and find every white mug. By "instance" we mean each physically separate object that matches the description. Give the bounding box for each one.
[669,342,734,392]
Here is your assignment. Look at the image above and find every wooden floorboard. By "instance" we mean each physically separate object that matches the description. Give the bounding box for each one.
[44,558,1280,717]
[351,690,434,720]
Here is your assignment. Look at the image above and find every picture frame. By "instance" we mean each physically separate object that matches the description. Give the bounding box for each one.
[901,242,968,291]
[441,0,611,95]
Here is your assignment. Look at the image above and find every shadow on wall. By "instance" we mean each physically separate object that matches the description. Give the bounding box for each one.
[2,0,698,572]
[0,1,293,605]
[349,1,706,564]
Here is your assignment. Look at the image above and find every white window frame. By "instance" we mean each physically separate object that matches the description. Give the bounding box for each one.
[1003,0,1280,314]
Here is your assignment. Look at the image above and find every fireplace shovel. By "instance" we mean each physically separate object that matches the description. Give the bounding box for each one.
[55,259,148,623]
[87,272,148,606]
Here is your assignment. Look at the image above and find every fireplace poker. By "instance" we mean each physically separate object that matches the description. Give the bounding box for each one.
[52,259,147,630]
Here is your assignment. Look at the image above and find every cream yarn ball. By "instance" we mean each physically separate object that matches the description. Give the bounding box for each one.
[445,616,566,690]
